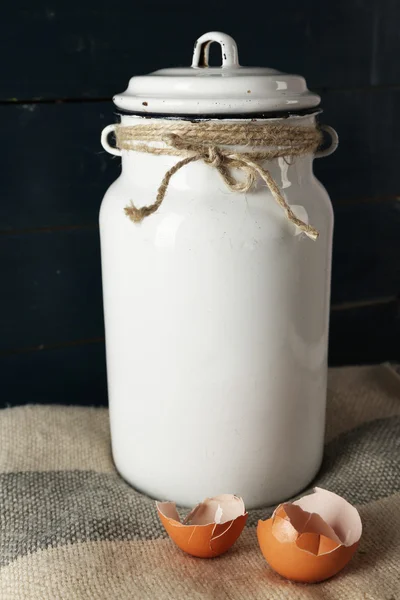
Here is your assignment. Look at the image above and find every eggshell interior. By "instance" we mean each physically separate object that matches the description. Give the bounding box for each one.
[184,494,246,525]
[293,487,362,547]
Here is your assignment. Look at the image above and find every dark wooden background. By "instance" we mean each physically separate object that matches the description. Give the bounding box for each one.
[1,0,399,406]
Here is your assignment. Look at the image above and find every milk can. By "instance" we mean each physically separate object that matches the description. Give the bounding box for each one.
[100,32,337,508]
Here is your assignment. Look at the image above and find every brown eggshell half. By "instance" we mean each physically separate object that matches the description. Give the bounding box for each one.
[157,494,248,558]
[257,487,362,583]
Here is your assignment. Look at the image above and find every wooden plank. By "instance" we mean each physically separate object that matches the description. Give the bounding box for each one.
[0,341,107,407]
[1,88,400,231]
[314,87,400,201]
[1,0,398,100]
[1,198,399,354]
[331,201,400,304]
[329,300,400,366]
[0,229,104,353]
[0,101,118,231]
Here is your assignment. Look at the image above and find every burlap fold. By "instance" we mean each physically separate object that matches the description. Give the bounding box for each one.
[0,364,399,599]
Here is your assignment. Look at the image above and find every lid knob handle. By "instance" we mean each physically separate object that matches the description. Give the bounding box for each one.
[192,31,240,69]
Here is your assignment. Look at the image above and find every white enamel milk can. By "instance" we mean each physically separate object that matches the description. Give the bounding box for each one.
[100,32,337,508]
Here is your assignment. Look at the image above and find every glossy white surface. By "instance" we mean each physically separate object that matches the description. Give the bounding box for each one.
[113,31,320,114]
[100,114,334,508]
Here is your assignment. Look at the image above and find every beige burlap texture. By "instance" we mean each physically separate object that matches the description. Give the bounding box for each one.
[0,365,399,599]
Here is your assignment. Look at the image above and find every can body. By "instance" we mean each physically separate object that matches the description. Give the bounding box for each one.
[100,114,333,508]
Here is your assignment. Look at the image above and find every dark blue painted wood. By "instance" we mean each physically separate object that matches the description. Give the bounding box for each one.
[329,300,400,366]
[0,342,107,407]
[314,88,400,202]
[1,0,398,101]
[0,102,118,232]
[332,201,400,304]
[0,229,104,353]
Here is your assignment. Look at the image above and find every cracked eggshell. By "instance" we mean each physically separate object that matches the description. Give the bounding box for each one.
[257,487,362,583]
[156,494,248,558]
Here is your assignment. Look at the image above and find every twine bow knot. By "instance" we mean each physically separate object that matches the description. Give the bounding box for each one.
[204,146,223,169]
[116,122,323,240]
[168,135,223,168]
[163,133,258,194]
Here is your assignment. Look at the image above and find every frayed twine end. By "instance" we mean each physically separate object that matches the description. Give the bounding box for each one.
[124,202,161,223]
[306,228,319,241]
[124,204,144,223]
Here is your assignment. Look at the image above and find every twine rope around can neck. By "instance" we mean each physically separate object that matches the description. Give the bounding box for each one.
[115,121,323,240]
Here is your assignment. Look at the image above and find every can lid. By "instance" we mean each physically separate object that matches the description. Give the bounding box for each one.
[113,31,320,116]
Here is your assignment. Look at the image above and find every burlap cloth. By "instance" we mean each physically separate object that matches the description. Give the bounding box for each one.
[0,365,399,600]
